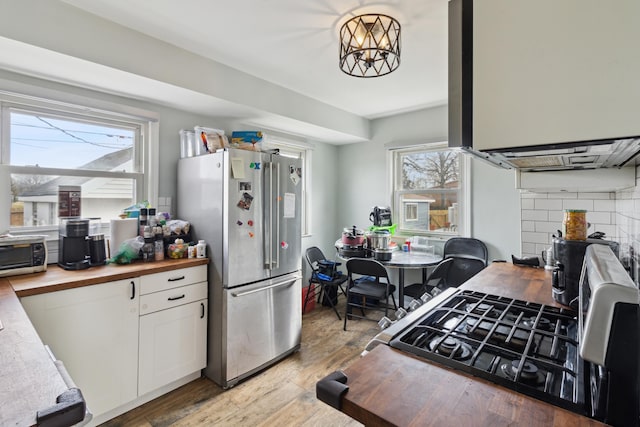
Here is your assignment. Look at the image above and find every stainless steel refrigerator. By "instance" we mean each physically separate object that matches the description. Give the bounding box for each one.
[177,148,302,388]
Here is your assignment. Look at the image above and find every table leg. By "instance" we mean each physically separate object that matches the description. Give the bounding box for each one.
[398,268,405,308]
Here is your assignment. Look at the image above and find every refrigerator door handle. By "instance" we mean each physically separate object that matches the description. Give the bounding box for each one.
[230,275,300,297]
[275,161,280,269]
[264,160,273,270]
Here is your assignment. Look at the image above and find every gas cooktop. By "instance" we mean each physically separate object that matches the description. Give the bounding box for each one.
[388,289,586,415]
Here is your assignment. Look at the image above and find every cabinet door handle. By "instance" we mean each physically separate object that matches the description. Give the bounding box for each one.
[130,281,136,300]
[168,294,186,301]
[200,302,205,319]
[167,276,185,282]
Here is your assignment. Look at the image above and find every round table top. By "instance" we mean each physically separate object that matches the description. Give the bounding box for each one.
[383,251,442,268]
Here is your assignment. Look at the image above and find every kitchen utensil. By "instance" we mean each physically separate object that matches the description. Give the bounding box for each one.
[373,248,393,261]
[341,226,366,247]
[542,246,555,270]
[368,230,391,250]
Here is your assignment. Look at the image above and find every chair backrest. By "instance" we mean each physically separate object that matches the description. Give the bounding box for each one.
[443,238,489,287]
[305,246,326,273]
[346,258,390,284]
[426,257,454,288]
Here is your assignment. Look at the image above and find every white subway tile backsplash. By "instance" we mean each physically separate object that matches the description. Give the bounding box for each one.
[522,231,552,244]
[520,192,548,199]
[522,221,535,232]
[534,199,563,210]
[593,224,616,237]
[548,192,576,199]
[521,242,536,255]
[535,221,561,233]
[522,210,548,221]
[548,210,564,222]
[587,211,611,224]
[594,199,616,211]
[578,192,612,200]
[521,199,535,210]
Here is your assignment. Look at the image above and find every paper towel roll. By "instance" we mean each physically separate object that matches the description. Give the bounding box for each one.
[109,218,139,257]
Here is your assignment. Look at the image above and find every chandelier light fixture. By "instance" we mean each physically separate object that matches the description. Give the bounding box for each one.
[339,14,401,78]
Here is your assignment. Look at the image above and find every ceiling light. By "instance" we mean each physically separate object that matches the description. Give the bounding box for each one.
[339,14,401,78]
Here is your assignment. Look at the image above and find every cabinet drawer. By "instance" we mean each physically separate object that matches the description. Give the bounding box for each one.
[140,265,207,295]
[140,282,207,315]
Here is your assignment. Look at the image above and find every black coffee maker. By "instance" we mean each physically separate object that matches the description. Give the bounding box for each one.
[552,237,619,306]
[58,218,91,270]
[369,206,392,227]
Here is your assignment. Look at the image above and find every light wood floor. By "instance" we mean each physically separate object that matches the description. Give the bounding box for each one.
[102,298,380,426]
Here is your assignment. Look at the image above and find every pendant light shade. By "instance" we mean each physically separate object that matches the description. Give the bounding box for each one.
[339,14,401,78]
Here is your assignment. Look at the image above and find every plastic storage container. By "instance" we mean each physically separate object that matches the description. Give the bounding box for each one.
[194,126,228,154]
[196,240,206,258]
[179,129,196,158]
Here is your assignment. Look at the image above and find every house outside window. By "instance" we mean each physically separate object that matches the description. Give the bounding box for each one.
[1,92,157,237]
[392,143,468,237]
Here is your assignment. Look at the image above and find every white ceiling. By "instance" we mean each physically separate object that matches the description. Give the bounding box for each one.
[60,0,449,120]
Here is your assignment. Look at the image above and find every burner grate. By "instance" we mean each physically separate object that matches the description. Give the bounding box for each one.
[390,290,586,414]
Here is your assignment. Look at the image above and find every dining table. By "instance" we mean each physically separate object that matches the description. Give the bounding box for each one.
[336,242,443,308]
[381,250,443,307]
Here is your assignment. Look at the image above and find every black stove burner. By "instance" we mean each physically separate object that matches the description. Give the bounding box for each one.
[465,302,499,317]
[465,317,530,352]
[522,316,553,331]
[501,360,545,385]
[389,289,585,416]
[428,336,472,361]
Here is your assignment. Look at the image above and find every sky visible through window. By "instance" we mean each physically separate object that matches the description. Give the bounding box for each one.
[10,112,134,169]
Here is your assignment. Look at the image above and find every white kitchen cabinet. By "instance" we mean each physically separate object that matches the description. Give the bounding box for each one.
[20,264,208,424]
[138,295,207,395]
[138,268,207,395]
[21,278,139,418]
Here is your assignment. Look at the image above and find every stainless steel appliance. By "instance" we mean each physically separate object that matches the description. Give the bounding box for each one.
[0,234,47,277]
[58,218,91,270]
[363,245,639,425]
[177,148,302,388]
[551,237,619,307]
[448,0,640,171]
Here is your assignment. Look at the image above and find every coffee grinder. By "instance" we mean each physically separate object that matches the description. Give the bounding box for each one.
[58,217,91,270]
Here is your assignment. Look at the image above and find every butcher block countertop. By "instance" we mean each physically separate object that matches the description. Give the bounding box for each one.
[0,258,207,426]
[335,262,606,426]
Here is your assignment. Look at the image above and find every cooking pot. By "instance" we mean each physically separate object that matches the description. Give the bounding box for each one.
[368,230,391,250]
[373,248,393,261]
[342,226,366,247]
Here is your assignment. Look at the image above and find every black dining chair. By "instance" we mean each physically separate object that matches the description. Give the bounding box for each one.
[344,258,397,331]
[443,237,489,287]
[403,258,455,299]
[304,247,348,319]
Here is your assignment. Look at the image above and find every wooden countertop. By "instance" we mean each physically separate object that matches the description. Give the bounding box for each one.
[335,263,606,426]
[10,258,208,297]
[0,258,208,426]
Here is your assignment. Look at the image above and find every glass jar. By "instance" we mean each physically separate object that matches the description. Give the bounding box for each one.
[154,234,164,261]
[142,238,155,262]
[562,209,587,240]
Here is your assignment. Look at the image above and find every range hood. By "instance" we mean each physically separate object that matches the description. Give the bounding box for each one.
[448,0,640,172]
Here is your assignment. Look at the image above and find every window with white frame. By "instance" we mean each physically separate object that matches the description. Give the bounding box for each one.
[1,93,155,235]
[392,143,467,236]
[405,203,418,221]
[266,137,312,236]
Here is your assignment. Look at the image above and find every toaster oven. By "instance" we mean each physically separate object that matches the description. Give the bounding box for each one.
[0,235,48,277]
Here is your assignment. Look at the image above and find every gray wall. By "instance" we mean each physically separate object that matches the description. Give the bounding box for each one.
[336,105,521,263]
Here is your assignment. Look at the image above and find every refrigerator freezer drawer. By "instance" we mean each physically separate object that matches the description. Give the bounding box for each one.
[224,273,301,385]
